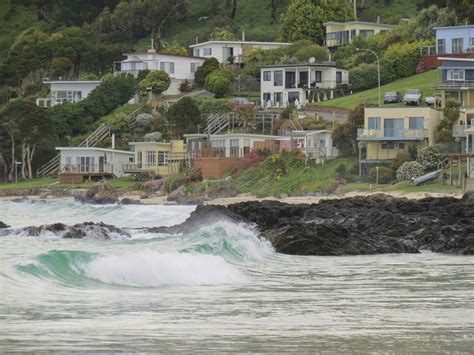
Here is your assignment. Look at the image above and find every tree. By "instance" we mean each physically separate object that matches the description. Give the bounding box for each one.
[295,43,328,63]
[194,57,220,86]
[225,0,237,19]
[333,103,369,156]
[0,99,55,180]
[162,41,188,56]
[437,99,460,142]
[210,26,237,41]
[279,0,354,44]
[138,70,171,97]
[166,97,203,136]
[205,69,234,98]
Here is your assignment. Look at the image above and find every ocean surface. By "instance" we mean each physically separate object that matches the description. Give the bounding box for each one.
[0,200,473,352]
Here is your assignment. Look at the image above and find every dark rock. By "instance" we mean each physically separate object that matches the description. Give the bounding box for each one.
[0,221,9,229]
[154,194,474,256]
[166,185,187,202]
[120,198,142,205]
[461,191,474,201]
[74,183,119,204]
[11,196,29,203]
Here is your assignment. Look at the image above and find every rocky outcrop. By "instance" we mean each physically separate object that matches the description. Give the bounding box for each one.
[74,184,119,204]
[1,222,130,240]
[0,221,9,229]
[153,194,474,256]
[120,198,142,205]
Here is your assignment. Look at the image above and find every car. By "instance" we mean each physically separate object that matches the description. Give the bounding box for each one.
[231,97,254,106]
[425,94,442,107]
[383,91,401,104]
[403,89,422,106]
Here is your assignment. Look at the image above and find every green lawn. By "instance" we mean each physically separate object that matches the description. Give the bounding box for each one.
[311,70,440,110]
[0,177,138,191]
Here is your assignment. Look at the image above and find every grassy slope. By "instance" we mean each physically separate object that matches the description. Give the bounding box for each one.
[0,176,137,190]
[311,70,440,110]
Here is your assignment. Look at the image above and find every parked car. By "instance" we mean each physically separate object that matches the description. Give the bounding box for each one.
[383,91,401,104]
[231,97,255,106]
[425,93,442,107]
[403,89,422,106]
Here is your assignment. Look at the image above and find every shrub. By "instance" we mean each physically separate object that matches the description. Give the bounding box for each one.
[230,149,267,175]
[134,113,153,127]
[416,145,441,170]
[164,173,187,193]
[138,70,170,95]
[371,166,394,184]
[165,96,203,136]
[192,96,232,114]
[396,161,424,182]
[390,151,412,171]
[194,57,219,86]
[204,69,234,98]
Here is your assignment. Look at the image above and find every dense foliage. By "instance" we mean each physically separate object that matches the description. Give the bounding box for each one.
[165,97,204,137]
[204,69,234,98]
[138,70,171,96]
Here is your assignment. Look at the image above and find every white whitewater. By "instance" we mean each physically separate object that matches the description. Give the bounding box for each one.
[0,200,473,352]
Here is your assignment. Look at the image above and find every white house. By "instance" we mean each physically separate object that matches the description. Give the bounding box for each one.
[291,130,339,163]
[190,37,289,64]
[56,147,134,183]
[36,80,102,108]
[184,133,291,157]
[114,49,206,95]
[260,62,350,108]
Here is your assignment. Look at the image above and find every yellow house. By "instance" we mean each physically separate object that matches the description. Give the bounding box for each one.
[124,140,187,178]
[324,21,395,48]
[357,107,442,172]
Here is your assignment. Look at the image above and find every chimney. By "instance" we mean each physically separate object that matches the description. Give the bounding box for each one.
[377,16,380,23]
[111,133,115,149]
[242,31,245,42]
[195,36,199,44]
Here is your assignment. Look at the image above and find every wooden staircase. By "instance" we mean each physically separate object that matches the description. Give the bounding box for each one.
[204,112,237,135]
[37,106,144,177]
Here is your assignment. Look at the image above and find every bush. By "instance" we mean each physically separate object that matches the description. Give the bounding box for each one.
[204,69,234,98]
[138,70,170,95]
[335,163,348,178]
[416,145,441,171]
[164,173,187,193]
[165,96,203,136]
[381,40,430,78]
[371,166,394,184]
[193,96,232,114]
[230,149,267,175]
[194,57,219,86]
[390,151,412,171]
[396,161,424,182]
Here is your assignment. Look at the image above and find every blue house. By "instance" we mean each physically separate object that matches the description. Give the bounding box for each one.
[434,25,474,54]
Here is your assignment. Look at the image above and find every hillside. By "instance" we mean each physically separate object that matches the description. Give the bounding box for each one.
[312,69,440,110]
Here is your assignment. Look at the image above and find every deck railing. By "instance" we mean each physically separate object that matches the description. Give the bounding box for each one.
[59,164,114,174]
[434,80,474,89]
[357,128,429,140]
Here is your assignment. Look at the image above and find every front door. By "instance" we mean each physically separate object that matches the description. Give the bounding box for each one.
[137,152,142,168]
[99,156,104,173]
[384,118,404,137]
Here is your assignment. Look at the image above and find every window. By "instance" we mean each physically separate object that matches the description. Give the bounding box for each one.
[222,47,234,62]
[336,71,342,84]
[211,139,226,157]
[160,62,175,74]
[191,62,201,73]
[470,38,474,49]
[274,70,283,86]
[398,143,405,150]
[230,139,239,157]
[146,151,156,166]
[351,29,356,39]
[359,30,374,38]
[76,156,95,173]
[437,39,446,55]
[315,71,322,83]
[368,117,381,130]
[288,92,299,104]
[193,48,200,57]
[158,152,168,166]
[381,143,395,149]
[384,118,404,137]
[203,48,212,56]
[263,93,271,102]
[243,139,250,156]
[409,117,424,130]
[447,69,465,81]
[274,92,283,106]
[263,71,271,81]
[452,38,463,53]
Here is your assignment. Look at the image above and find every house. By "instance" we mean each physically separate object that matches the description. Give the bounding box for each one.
[420,25,474,69]
[465,126,474,178]
[184,133,291,179]
[260,62,350,108]
[324,20,395,48]
[124,140,187,178]
[114,49,206,95]
[56,147,134,184]
[357,107,441,173]
[189,35,289,64]
[290,130,339,163]
[36,80,101,108]
[434,58,474,140]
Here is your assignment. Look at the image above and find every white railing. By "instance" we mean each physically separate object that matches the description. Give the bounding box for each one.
[357,128,429,139]
[60,164,114,174]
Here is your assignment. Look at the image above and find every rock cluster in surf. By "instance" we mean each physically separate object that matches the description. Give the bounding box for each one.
[154,194,474,255]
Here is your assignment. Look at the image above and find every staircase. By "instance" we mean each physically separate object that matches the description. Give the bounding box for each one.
[204,113,235,135]
[37,106,144,177]
[288,119,304,131]
[256,111,278,133]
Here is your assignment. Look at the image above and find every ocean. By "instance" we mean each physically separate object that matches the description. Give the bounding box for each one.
[0,200,473,352]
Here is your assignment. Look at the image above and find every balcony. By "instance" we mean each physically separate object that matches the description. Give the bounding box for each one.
[357,128,429,141]
[420,45,474,56]
[434,80,474,90]
[59,164,114,175]
[453,124,473,137]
